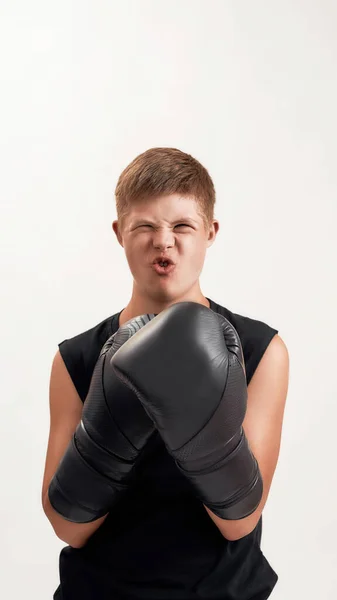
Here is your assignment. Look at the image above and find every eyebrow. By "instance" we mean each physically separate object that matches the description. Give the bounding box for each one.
[131,217,198,227]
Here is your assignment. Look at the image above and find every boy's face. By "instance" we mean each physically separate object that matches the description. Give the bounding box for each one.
[112,194,219,304]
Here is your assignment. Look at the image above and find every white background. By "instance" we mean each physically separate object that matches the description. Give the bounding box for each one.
[1,1,336,598]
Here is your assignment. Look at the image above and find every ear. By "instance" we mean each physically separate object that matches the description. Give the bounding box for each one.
[206,220,219,247]
[112,220,124,247]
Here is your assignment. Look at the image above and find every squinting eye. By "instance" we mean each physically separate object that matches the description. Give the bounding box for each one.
[175,224,191,228]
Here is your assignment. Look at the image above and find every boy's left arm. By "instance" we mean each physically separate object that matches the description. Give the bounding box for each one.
[205,334,290,541]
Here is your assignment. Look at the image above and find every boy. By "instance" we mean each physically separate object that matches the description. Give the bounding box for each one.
[42,147,289,599]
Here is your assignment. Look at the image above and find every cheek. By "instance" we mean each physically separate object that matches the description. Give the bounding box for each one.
[184,238,206,263]
[124,238,148,268]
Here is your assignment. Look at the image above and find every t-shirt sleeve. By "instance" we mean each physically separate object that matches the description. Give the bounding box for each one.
[247,325,278,384]
[235,315,279,385]
[58,338,88,402]
[57,314,117,403]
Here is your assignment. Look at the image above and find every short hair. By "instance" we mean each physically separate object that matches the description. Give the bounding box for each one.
[115,147,216,229]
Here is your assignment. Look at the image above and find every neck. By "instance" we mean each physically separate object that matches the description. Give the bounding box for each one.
[119,287,210,326]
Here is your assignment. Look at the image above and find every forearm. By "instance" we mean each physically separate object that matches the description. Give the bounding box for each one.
[203,425,278,541]
[42,490,108,548]
[204,497,262,542]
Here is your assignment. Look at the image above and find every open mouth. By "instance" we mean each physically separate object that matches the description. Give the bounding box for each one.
[152,257,176,276]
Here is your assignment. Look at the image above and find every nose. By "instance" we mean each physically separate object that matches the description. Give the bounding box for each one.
[152,228,175,251]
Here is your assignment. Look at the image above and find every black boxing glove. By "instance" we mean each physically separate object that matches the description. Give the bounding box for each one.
[48,314,156,523]
[111,302,263,520]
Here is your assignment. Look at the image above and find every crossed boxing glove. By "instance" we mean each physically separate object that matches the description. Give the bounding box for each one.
[48,314,156,523]
[111,302,263,520]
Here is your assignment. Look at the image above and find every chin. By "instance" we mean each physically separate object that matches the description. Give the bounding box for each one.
[145,283,191,305]
[147,288,175,303]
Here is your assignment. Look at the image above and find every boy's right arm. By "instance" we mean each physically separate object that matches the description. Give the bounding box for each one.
[41,350,108,549]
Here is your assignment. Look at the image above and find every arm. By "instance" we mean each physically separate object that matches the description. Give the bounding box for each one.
[205,334,289,540]
[41,350,108,549]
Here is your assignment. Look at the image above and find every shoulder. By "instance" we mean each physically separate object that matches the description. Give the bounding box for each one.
[251,333,289,384]
[59,313,117,351]
[57,312,119,401]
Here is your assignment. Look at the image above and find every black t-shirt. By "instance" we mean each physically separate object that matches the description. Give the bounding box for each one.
[53,298,279,600]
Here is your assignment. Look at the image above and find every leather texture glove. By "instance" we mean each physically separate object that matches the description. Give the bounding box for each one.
[48,313,156,523]
[111,301,263,520]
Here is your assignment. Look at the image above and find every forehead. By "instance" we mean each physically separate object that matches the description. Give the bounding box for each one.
[126,194,203,223]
